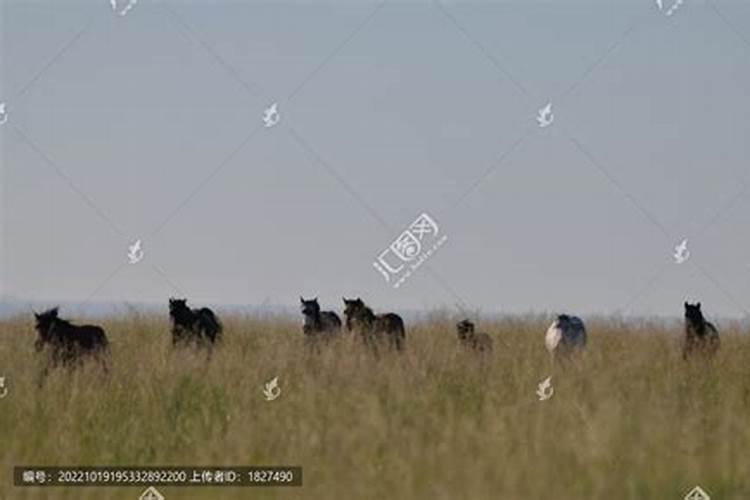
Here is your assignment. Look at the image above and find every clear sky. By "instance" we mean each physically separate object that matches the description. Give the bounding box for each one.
[1,0,749,318]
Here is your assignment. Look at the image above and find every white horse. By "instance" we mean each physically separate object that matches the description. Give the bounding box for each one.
[545,314,587,355]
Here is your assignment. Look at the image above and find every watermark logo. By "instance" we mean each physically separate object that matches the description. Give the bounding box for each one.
[0,376,8,399]
[373,212,448,289]
[656,0,684,16]
[110,0,137,17]
[536,376,554,401]
[127,239,144,265]
[139,486,165,500]
[674,238,690,264]
[537,102,554,128]
[263,377,281,401]
[684,485,710,500]
[263,103,280,128]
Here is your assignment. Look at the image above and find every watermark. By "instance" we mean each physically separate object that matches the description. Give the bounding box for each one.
[263,103,280,128]
[536,102,554,128]
[674,238,690,264]
[0,102,8,125]
[20,469,48,485]
[263,377,281,401]
[684,485,710,500]
[110,0,137,17]
[0,376,8,399]
[656,0,684,17]
[15,466,302,487]
[128,239,144,265]
[536,376,554,401]
[139,486,165,500]
[373,212,448,289]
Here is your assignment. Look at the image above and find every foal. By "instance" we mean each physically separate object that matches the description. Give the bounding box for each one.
[456,319,493,353]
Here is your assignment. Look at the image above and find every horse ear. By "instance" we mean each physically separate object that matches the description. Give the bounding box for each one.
[300,296,304,304]
[51,307,59,317]
[684,301,688,308]
[697,302,701,309]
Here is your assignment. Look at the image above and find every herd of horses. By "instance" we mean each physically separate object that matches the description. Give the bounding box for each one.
[28,298,721,382]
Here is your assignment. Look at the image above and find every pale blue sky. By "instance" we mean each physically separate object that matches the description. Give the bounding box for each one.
[1,0,749,318]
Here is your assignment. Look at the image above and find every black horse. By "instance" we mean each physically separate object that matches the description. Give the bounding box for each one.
[34,308,109,382]
[456,319,493,352]
[343,297,405,351]
[683,302,720,359]
[300,297,342,344]
[169,298,223,348]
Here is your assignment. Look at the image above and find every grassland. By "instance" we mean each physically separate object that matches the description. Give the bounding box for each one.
[0,312,748,500]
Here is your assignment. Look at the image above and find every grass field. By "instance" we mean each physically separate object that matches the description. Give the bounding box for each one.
[0,312,748,500]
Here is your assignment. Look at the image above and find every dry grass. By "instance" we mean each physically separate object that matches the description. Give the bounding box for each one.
[0,312,749,500]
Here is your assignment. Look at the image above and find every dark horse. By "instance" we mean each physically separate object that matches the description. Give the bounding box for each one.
[169,298,222,348]
[343,297,405,351]
[34,307,109,383]
[300,297,342,343]
[683,301,719,359]
[456,319,493,352]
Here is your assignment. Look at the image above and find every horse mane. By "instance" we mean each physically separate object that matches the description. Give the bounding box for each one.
[53,316,74,329]
[358,303,377,322]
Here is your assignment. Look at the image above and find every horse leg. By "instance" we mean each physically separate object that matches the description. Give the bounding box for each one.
[37,364,50,388]
[395,333,404,351]
[98,350,110,376]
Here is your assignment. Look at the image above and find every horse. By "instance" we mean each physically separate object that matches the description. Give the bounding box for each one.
[683,301,719,359]
[33,307,109,383]
[545,314,587,356]
[342,297,405,351]
[169,298,222,348]
[300,297,342,343]
[456,319,493,352]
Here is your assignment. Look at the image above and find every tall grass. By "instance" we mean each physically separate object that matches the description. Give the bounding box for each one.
[0,313,748,499]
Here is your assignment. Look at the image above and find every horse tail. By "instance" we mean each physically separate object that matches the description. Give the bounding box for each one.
[199,309,223,342]
[381,313,405,351]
